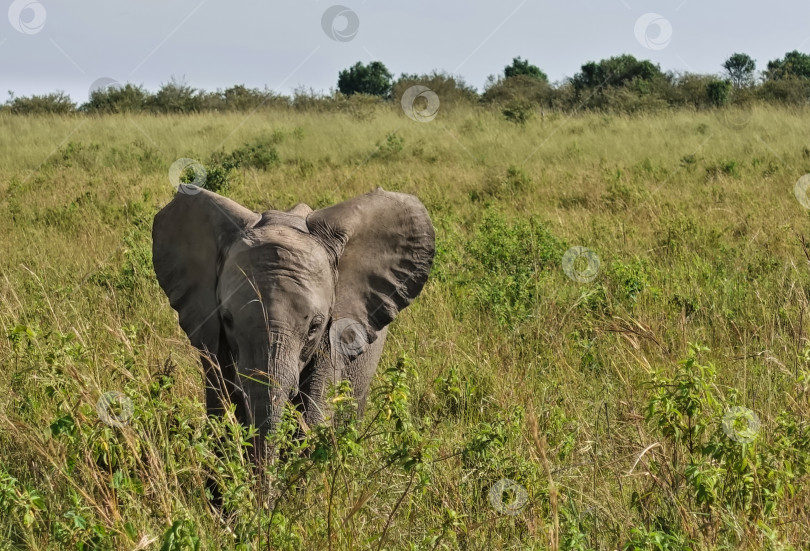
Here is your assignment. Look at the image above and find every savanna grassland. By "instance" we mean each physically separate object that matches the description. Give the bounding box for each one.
[1,103,810,550]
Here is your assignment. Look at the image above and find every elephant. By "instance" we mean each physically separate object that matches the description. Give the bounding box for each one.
[152,184,435,460]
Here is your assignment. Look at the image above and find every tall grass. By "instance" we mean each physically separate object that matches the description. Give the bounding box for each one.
[1,105,809,549]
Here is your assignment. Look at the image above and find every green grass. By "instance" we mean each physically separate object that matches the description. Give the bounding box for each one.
[1,104,809,550]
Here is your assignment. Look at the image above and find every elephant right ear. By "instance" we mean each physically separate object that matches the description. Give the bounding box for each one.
[152,185,261,357]
[306,188,435,360]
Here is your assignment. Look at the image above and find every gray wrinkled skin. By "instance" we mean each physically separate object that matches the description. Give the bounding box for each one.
[152,185,435,460]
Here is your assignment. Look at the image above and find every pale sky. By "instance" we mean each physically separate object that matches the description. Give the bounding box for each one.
[1,0,809,103]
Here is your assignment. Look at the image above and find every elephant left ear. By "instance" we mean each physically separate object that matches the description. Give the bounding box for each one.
[306,188,435,355]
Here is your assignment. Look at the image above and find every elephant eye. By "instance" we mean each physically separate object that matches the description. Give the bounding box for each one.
[308,317,323,336]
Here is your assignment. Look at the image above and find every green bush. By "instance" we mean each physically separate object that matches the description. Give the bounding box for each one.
[758,76,810,105]
[145,80,204,113]
[765,50,810,80]
[372,131,404,159]
[637,345,810,549]
[337,61,393,98]
[81,84,149,114]
[469,209,565,326]
[392,71,478,113]
[222,134,282,170]
[608,260,649,305]
[482,74,553,107]
[707,79,733,106]
[4,92,76,115]
[217,84,289,111]
[572,55,665,93]
[504,56,548,82]
[502,100,534,125]
[666,72,718,109]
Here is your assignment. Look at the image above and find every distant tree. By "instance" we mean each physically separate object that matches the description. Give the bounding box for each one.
[222,85,259,110]
[482,74,552,106]
[392,71,478,110]
[81,83,148,113]
[504,57,548,82]
[723,53,756,88]
[665,72,723,109]
[707,79,732,106]
[146,79,203,113]
[337,61,393,97]
[220,85,288,111]
[765,51,810,80]
[5,91,76,114]
[572,55,664,92]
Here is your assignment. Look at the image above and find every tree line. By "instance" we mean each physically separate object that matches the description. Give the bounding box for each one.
[5,51,810,116]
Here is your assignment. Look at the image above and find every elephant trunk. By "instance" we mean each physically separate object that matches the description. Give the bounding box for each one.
[242,327,299,461]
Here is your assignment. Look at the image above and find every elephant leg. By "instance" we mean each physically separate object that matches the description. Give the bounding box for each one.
[202,356,242,416]
[201,339,250,424]
[294,326,387,435]
[200,352,250,508]
[202,356,228,416]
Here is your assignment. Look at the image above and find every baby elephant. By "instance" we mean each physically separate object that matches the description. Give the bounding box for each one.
[152,185,434,459]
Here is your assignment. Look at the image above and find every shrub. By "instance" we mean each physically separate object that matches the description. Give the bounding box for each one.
[4,92,76,115]
[502,100,534,125]
[219,84,288,111]
[608,260,649,305]
[469,210,565,326]
[638,344,810,549]
[81,84,149,114]
[392,71,478,112]
[666,72,718,109]
[482,74,553,107]
[765,50,810,80]
[503,56,548,82]
[758,76,810,105]
[372,132,404,159]
[192,134,283,193]
[707,79,732,106]
[145,80,203,113]
[337,61,393,97]
[186,162,232,194]
[223,134,282,170]
[572,55,665,93]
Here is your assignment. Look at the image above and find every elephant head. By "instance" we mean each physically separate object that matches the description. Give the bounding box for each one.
[152,185,434,458]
